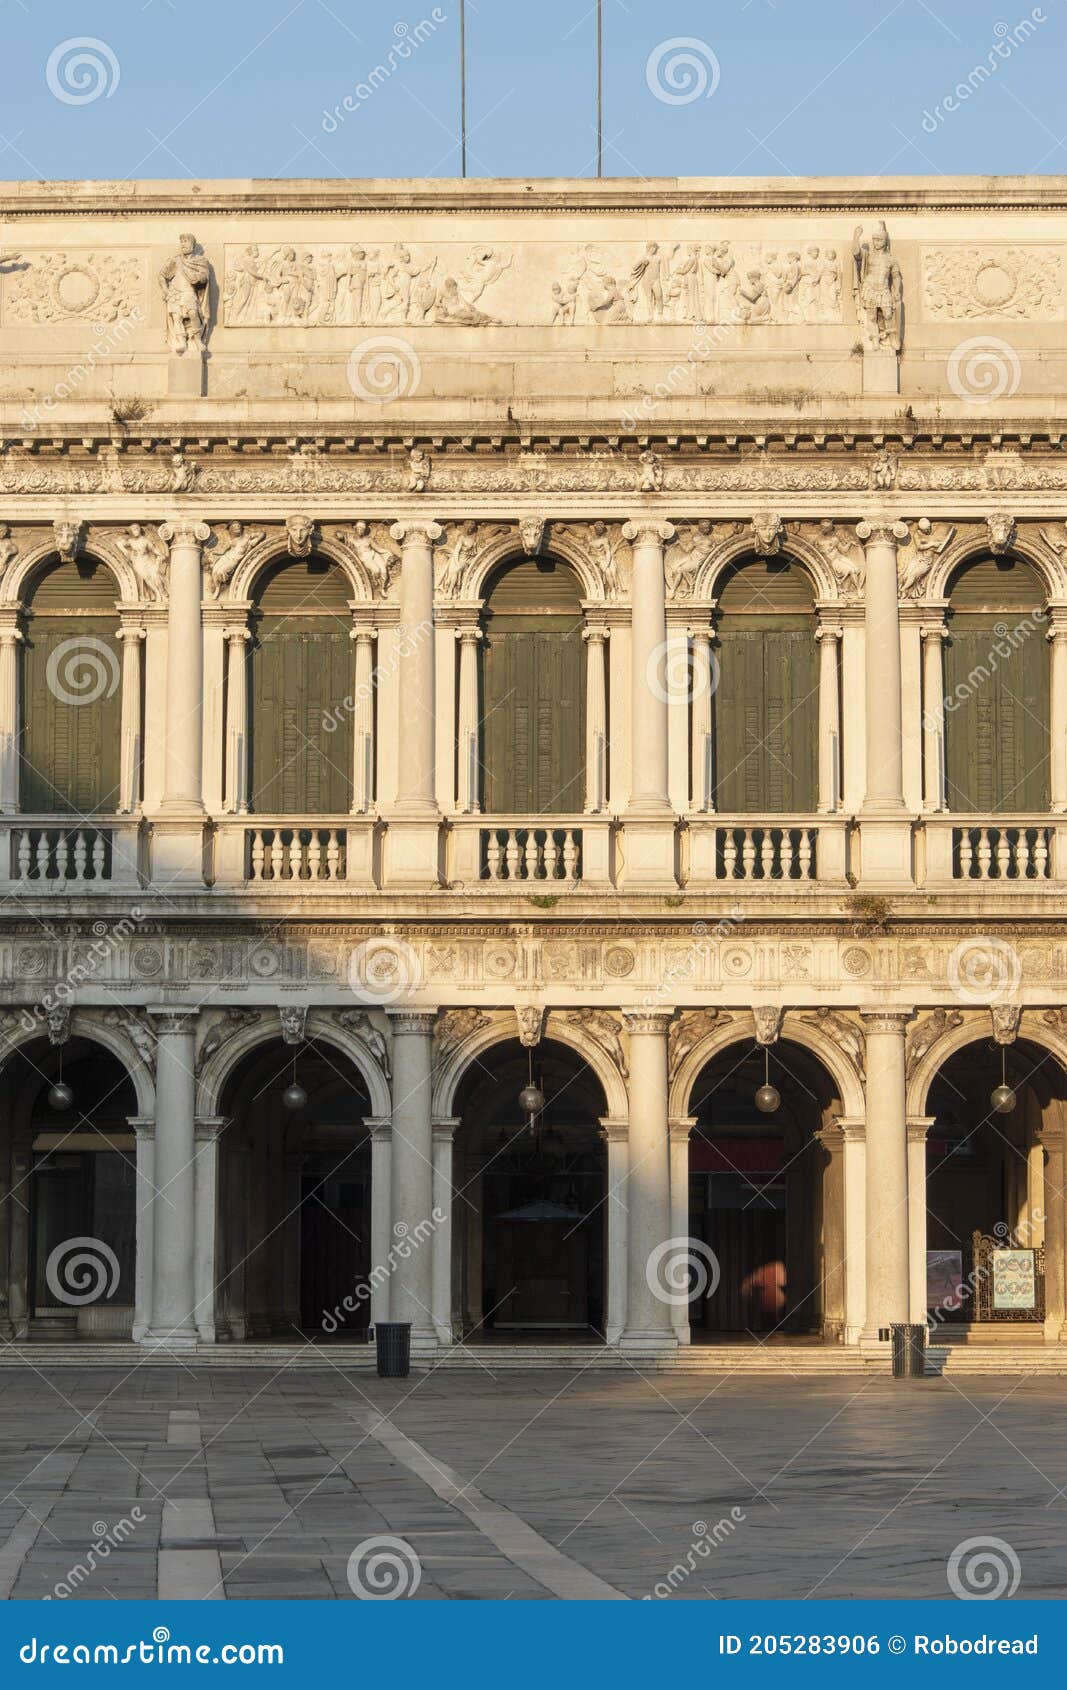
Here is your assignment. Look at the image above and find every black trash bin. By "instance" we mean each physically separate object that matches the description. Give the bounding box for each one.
[889,1322,926,1378]
[375,1322,412,1379]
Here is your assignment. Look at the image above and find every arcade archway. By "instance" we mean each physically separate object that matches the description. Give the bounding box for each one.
[685,1039,844,1340]
[452,1037,607,1341]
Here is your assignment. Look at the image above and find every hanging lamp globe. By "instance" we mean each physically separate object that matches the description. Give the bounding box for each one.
[48,1081,74,1112]
[282,1080,308,1112]
[754,1082,780,1115]
[518,1083,545,1117]
[990,1082,1016,1114]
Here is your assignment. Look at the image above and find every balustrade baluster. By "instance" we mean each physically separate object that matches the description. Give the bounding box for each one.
[995,830,1011,879]
[562,830,579,881]
[742,830,757,880]
[485,832,503,880]
[326,831,341,879]
[976,829,993,879]
[759,831,775,879]
[35,835,50,879]
[722,830,737,879]
[505,831,521,881]
[269,831,284,881]
[55,832,70,880]
[250,832,265,880]
[524,830,540,880]
[17,832,31,879]
[798,830,813,879]
[91,834,105,879]
[1035,830,1049,879]
[307,831,322,881]
[957,829,973,879]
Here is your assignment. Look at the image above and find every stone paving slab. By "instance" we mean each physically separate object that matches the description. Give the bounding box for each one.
[1,1365,1065,1600]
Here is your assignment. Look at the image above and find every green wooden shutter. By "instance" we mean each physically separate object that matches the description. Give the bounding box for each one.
[944,557,1049,813]
[482,558,585,814]
[712,560,818,815]
[248,557,353,814]
[19,558,122,815]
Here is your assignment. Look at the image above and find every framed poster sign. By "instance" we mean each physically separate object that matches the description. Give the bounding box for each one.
[926,1250,964,1312]
[992,1248,1037,1311]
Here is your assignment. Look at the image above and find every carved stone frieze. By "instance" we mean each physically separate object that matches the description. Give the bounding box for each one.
[922,246,1063,321]
[3,251,143,325]
[223,242,513,327]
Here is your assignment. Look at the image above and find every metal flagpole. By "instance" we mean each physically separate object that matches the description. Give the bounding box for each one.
[460,0,468,178]
[596,0,603,178]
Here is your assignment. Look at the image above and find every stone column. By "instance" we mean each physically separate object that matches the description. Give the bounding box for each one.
[669,1117,696,1344]
[921,623,947,812]
[600,1119,629,1345]
[622,521,673,814]
[840,1119,867,1345]
[907,1117,934,1324]
[858,520,908,813]
[1036,1118,1066,1342]
[130,1116,155,1343]
[389,521,441,815]
[386,1010,436,1349]
[158,520,210,812]
[193,1117,224,1343]
[0,620,22,814]
[860,1011,911,1337]
[620,1011,677,1351]
[689,625,716,813]
[1048,615,1067,814]
[583,622,609,814]
[431,1119,457,1343]
[143,1009,199,1346]
[815,622,841,813]
[455,625,482,814]
[350,619,376,815]
[366,1119,392,1330]
[117,624,145,813]
[224,627,251,814]
[814,1123,845,1340]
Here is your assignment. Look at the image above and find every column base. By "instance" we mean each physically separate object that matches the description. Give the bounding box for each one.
[855,817,914,887]
[382,819,441,887]
[139,1328,199,1350]
[148,818,208,885]
[617,818,678,889]
[619,1329,680,1356]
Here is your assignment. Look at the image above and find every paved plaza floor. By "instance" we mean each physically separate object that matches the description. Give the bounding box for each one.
[0,1363,1064,1601]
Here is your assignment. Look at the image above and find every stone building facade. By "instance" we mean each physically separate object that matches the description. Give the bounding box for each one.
[0,176,1065,1362]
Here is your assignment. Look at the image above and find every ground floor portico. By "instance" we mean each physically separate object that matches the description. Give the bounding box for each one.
[2,988,1065,1366]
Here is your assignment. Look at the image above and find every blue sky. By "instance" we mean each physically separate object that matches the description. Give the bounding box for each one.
[1,0,1066,182]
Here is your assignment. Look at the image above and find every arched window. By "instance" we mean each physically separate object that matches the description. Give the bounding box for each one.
[19,556,123,813]
[480,556,585,814]
[944,555,1048,812]
[713,557,817,813]
[248,556,353,814]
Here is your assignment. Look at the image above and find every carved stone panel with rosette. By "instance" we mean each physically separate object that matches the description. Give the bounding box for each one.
[922,247,1064,321]
[3,252,144,325]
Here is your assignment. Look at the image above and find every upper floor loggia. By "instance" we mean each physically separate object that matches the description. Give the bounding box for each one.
[1,511,1066,897]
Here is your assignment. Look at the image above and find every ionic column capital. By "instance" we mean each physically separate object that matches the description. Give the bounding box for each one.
[158,520,210,549]
[147,1007,199,1036]
[623,519,674,547]
[856,519,909,548]
[390,520,444,548]
[224,625,252,646]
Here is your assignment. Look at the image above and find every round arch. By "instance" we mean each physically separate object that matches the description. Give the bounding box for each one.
[697,537,836,605]
[227,536,373,606]
[0,1013,155,1116]
[196,1010,390,1120]
[464,537,609,605]
[1,543,135,610]
[669,1012,864,1121]
[924,532,1062,607]
[907,1010,1067,1119]
[432,1011,628,1121]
